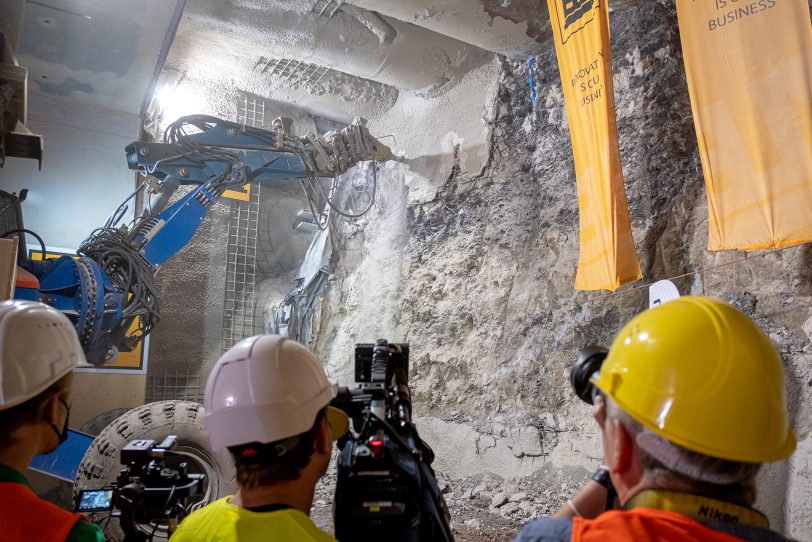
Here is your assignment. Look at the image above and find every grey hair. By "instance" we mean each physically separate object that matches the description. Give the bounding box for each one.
[605,399,761,506]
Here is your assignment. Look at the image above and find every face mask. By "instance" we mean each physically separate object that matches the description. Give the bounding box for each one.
[48,396,70,447]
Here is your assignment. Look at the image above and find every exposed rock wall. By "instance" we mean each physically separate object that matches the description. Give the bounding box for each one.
[313,1,812,538]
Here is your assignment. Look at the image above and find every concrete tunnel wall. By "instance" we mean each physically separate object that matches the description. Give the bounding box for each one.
[140,1,812,539]
[0,93,138,249]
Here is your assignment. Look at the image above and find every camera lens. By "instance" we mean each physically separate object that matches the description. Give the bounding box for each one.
[570,346,609,404]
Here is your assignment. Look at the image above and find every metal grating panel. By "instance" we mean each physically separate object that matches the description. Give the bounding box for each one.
[236,94,265,129]
[254,56,334,87]
[221,184,261,352]
[145,372,202,403]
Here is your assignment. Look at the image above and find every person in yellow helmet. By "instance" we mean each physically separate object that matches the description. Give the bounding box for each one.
[170,335,350,542]
[513,296,798,542]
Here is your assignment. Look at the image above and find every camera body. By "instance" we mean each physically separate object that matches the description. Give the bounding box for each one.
[570,345,609,404]
[79,436,205,542]
[570,345,618,508]
[332,340,453,542]
[347,341,411,430]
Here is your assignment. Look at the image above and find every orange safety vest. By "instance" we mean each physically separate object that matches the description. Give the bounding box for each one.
[572,508,747,541]
[0,481,86,541]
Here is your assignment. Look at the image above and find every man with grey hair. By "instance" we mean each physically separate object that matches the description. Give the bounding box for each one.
[513,297,797,541]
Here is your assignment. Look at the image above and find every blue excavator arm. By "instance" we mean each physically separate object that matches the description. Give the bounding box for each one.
[14,115,393,363]
[127,115,392,266]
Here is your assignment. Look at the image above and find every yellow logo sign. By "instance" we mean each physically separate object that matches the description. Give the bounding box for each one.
[555,0,599,43]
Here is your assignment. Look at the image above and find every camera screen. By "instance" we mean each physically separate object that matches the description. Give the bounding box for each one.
[76,489,114,512]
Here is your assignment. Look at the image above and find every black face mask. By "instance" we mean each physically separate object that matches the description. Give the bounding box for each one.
[48,397,70,447]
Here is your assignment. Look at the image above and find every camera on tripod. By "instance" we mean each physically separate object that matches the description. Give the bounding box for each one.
[331,339,454,542]
[76,435,205,541]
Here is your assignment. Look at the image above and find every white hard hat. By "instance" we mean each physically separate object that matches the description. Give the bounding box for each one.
[0,300,91,410]
[204,335,349,452]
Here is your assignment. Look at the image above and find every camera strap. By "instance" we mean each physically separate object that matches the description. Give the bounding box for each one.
[624,490,769,528]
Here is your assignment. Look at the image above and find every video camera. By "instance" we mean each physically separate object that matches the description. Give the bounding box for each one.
[331,339,455,542]
[76,436,205,542]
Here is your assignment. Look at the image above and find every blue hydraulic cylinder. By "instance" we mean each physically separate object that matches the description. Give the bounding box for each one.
[135,185,218,266]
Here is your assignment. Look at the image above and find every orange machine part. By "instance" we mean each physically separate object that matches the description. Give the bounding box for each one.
[15,266,39,289]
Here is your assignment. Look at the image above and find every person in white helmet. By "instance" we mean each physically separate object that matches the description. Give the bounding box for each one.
[0,300,103,542]
[170,334,350,542]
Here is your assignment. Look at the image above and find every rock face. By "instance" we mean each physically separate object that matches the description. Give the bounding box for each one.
[311,1,812,538]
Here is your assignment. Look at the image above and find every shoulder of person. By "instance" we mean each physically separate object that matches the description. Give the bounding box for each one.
[284,509,337,542]
[512,516,573,542]
[66,518,105,542]
[169,497,232,539]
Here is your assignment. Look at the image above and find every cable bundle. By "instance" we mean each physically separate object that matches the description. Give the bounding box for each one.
[162,115,378,229]
[78,227,160,339]
[298,164,378,230]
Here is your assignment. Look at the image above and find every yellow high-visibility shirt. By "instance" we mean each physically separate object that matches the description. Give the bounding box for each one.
[169,497,337,542]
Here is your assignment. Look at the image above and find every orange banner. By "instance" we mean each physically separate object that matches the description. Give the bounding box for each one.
[547,0,641,291]
[675,0,812,250]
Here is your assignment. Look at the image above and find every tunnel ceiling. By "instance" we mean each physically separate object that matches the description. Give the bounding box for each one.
[160,0,487,124]
[157,0,559,125]
[17,0,180,115]
[11,1,647,126]
[13,0,571,124]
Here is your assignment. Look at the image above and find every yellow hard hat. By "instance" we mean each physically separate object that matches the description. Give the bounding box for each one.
[593,296,796,463]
